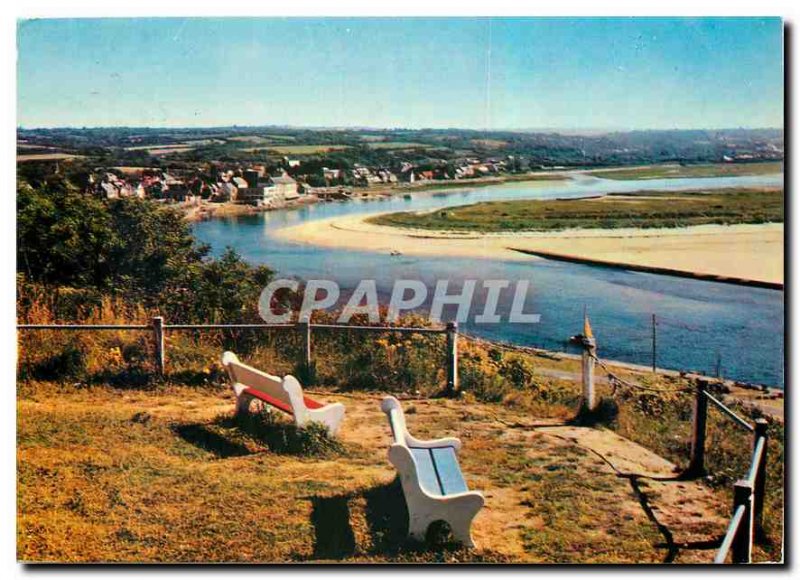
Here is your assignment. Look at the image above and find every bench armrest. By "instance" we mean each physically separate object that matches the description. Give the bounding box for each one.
[438,489,485,506]
[406,434,463,451]
[231,382,250,398]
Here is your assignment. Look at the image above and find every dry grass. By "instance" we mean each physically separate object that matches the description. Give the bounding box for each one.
[18,378,744,564]
[15,294,783,563]
[366,142,434,150]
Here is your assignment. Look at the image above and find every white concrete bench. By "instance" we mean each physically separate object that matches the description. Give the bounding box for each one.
[380,395,485,547]
[221,352,345,436]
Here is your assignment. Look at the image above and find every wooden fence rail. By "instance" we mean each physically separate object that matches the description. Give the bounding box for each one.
[707,408,770,564]
[17,318,460,395]
[576,336,772,565]
[715,482,754,564]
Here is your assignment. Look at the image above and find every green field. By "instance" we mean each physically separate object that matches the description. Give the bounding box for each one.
[17,152,84,163]
[366,142,433,150]
[369,187,784,232]
[265,144,352,155]
[589,162,782,181]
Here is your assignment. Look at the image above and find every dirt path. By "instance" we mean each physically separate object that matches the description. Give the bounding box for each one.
[536,424,729,561]
[331,395,729,562]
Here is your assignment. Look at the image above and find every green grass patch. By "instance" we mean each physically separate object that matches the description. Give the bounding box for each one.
[589,162,782,180]
[366,142,433,150]
[265,144,351,155]
[370,187,783,232]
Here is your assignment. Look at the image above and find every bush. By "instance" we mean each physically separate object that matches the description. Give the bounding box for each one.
[572,397,619,427]
[25,343,87,380]
[232,408,346,457]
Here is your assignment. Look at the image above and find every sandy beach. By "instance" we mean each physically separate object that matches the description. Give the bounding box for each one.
[272,213,784,285]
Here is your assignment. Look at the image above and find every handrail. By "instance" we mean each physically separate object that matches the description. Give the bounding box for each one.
[715,504,746,564]
[745,436,767,486]
[713,429,768,564]
[17,321,446,333]
[310,323,445,333]
[166,323,296,330]
[17,324,150,330]
[703,390,755,432]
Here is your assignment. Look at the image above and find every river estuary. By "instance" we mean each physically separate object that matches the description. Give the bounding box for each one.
[193,172,784,387]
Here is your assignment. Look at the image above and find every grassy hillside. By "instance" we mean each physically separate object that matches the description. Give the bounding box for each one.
[17,315,784,563]
[16,381,733,563]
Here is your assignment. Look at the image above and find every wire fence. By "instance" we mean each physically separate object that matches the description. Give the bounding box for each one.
[585,312,780,388]
[17,318,459,395]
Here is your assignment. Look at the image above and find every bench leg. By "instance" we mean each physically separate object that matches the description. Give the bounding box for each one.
[235,393,255,417]
[447,508,481,548]
[407,494,484,548]
[408,515,430,543]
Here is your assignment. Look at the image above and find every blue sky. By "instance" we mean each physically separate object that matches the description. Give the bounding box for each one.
[17,17,783,130]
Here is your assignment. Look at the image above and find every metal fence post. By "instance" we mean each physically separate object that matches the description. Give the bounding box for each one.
[581,336,597,411]
[753,418,769,535]
[732,480,754,564]
[152,316,165,376]
[688,379,708,476]
[446,322,459,395]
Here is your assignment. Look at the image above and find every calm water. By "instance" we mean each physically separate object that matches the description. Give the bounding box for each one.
[193,173,785,387]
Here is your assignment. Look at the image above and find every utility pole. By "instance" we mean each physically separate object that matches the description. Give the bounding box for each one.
[651,313,657,373]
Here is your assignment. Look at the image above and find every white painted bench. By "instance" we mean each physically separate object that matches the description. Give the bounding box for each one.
[221,351,345,436]
[380,395,485,547]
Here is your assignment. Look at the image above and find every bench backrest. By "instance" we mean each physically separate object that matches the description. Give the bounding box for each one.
[222,351,293,409]
[380,396,408,446]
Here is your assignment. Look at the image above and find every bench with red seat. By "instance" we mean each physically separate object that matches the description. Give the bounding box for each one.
[221,351,345,436]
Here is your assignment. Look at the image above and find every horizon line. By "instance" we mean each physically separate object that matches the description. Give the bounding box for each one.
[17,124,785,134]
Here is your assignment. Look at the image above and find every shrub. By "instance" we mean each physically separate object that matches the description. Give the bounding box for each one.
[232,408,346,457]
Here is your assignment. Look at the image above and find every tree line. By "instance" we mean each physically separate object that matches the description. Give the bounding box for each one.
[17,174,273,323]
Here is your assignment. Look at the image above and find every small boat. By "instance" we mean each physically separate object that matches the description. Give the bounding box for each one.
[390,250,402,257]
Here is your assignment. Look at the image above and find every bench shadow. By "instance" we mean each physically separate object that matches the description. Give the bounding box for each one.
[172,423,252,458]
[309,495,357,559]
[362,477,410,554]
[304,479,491,561]
[304,478,410,561]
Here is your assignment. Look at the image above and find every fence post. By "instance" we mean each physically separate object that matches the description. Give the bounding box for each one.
[301,320,312,369]
[581,336,597,411]
[688,379,708,476]
[753,418,769,536]
[152,316,165,376]
[732,480,754,564]
[446,322,459,396]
